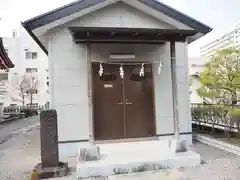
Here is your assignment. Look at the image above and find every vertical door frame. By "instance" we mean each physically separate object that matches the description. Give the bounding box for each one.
[121,68,127,137]
[170,41,180,139]
[151,63,157,136]
[87,43,94,143]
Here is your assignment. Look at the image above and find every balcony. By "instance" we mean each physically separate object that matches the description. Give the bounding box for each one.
[0,81,7,93]
[0,72,8,95]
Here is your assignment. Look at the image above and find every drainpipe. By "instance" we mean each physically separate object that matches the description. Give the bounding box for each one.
[170,41,180,140]
[87,44,94,144]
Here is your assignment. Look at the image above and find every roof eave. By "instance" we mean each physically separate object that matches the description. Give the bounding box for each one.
[21,22,48,55]
[0,38,15,69]
[22,0,213,53]
[188,29,212,44]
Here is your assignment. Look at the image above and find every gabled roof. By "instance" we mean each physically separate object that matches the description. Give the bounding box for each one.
[22,0,212,55]
[0,38,14,69]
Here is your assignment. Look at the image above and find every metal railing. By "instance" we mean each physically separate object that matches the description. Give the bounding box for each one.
[3,103,50,114]
[191,103,240,133]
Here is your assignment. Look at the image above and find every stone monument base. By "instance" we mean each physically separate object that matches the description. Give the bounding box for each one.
[33,161,69,179]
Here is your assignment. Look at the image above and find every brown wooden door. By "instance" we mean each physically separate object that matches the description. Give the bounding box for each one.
[124,65,155,138]
[92,64,124,140]
[93,63,155,140]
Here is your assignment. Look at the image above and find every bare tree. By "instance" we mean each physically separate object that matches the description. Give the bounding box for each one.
[26,74,39,107]
[11,73,39,107]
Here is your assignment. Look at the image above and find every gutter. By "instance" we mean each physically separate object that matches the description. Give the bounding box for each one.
[21,22,48,55]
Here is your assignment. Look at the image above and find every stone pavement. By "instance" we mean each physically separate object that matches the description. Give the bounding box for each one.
[0,126,40,179]
[48,169,188,180]
[181,158,240,180]
[0,116,40,145]
[0,124,77,180]
[1,125,240,180]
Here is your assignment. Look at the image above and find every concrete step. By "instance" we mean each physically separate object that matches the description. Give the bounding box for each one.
[77,140,200,179]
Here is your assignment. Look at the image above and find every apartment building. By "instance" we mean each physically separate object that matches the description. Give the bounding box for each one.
[200,24,240,57]
[2,27,49,107]
[188,57,207,103]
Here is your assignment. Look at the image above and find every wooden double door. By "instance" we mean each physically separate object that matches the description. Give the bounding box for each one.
[92,63,155,141]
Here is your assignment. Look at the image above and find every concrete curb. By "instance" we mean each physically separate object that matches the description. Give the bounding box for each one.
[195,134,240,155]
[0,117,22,124]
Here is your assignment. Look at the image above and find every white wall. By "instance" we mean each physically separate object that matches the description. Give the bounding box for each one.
[67,2,174,29]
[154,43,174,135]
[48,28,89,142]
[188,57,208,104]
[3,27,49,106]
[175,42,192,134]
[190,78,203,103]
[47,2,192,156]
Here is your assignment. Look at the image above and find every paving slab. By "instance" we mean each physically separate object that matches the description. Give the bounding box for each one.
[109,169,188,180]
[183,158,240,180]
[49,169,187,180]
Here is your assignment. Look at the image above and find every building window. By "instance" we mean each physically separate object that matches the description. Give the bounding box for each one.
[191,64,204,68]
[26,103,38,109]
[26,52,38,59]
[5,49,8,55]
[26,68,38,73]
[26,89,38,94]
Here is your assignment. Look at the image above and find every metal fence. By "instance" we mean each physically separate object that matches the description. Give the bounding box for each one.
[3,103,50,114]
[191,103,240,133]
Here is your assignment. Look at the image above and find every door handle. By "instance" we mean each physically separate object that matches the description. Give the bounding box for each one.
[125,98,132,105]
[126,102,133,105]
[117,102,123,105]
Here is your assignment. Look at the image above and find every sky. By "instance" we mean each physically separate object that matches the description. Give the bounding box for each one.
[0,0,240,57]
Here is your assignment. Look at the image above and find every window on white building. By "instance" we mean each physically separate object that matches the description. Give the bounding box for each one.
[26,103,38,109]
[26,52,38,59]
[191,64,204,68]
[26,68,38,73]
[26,89,38,94]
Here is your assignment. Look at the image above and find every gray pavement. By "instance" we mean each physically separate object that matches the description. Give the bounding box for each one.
[0,120,41,180]
[1,123,240,179]
[0,116,39,146]
[191,142,239,162]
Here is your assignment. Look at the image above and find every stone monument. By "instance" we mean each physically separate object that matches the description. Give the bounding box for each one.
[33,109,69,179]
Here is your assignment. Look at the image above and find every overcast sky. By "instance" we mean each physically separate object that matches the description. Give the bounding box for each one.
[0,0,240,57]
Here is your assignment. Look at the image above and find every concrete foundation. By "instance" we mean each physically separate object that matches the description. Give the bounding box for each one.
[77,140,200,179]
[78,144,100,161]
[34,161,69,179]
[170,139,188,153]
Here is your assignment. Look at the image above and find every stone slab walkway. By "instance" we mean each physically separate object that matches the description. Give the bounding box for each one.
[49,169,188,180]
